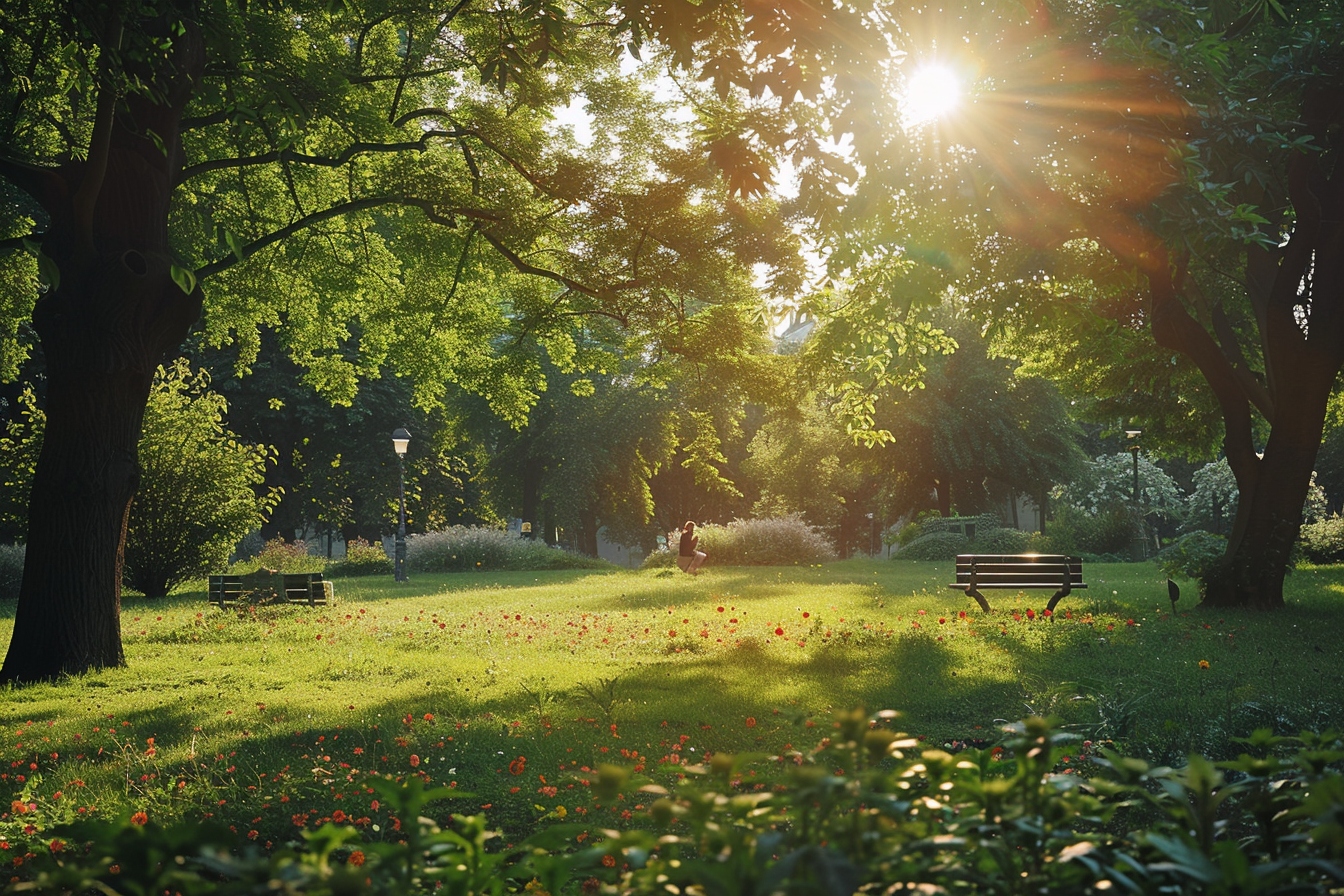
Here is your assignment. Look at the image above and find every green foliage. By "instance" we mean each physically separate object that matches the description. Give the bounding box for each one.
[123,362,280,598]
[650,516,838,568]
[971,526,1040,554]
[1046,505,1136,560]
[236,538,327,574]
[1299,517,1344,565]
[0,387,42,543]
[407,527,612,573]
[326,538,393,578]
[0,543,22,601]
[894,531,969,560]
[1155,531,1229,583]
[12,717,1344,895]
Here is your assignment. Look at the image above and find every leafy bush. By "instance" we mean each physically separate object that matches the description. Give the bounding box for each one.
[1155,530,1228,582]
[407,526,612,572]
[326,538,393,577]
[1045,505,1136,558]
[0,543,23,601]
[1299,515,1344,564]
[645,516,836,568]
[123,361,279,597]
[14,716,1344,896]
[231,538,326,574]
[970,526,1037,553]
[894,531,968,560]
[917,512,1002,537]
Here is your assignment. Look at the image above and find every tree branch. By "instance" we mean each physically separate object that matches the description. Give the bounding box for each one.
[176,131,465,184]
[476,229,602,299]
[1145,253,1259,477]
[71,17,123,256]
[195,197,499,280]
[0,154,57,206]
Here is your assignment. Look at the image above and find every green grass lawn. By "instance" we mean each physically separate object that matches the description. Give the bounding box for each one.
[2,559,1342,846]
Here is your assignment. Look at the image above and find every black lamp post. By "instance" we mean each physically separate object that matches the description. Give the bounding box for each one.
[1125,428,1144,561]
[392,427,410,582]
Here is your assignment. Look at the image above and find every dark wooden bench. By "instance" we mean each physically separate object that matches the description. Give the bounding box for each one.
[948,554,1085,613]
[208,571,332,608]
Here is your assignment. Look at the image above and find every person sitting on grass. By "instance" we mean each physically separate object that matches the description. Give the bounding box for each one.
[677,521,707,575]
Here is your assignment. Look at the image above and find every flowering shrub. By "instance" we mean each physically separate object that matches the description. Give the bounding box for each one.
[14,715,1344,895]
[326,538,393,577]
[407,526,611,572]
[0,542,22,601]
[645,516,836,567]
[1300,515,1344,564]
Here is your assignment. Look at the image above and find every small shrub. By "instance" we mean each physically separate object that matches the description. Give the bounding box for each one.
[1154,530,1227,583]
[647,516,836,568]
[1299,515,1344,564]
[1045,505,1135,557]
[0,543,23,600]
[895,521,922,547]
[327,538,393,577]
[894,531,968,560]
[969,527,1035,554]
[407,526,612,572]
[233,538,325,574]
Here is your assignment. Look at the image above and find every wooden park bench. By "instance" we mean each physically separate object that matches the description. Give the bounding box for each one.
[208,570,332,609]
[948,554,1086,613]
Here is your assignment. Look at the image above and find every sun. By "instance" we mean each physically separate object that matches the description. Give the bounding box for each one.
[900,62,962,128]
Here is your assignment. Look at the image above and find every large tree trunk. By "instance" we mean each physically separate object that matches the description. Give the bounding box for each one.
[0,15,203,683]
[1204,373,1335,609]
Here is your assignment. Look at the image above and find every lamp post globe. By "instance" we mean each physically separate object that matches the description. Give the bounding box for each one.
[391,428,411,582]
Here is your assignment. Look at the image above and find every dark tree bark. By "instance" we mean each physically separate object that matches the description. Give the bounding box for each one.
[0,15,203,682]
[1143,84,1344,610]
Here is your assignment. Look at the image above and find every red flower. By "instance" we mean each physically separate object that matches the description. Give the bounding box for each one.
[958,610,967,619]
[348,850,366,867]
[509,756,527,776]
[1126,618,1136,626]
[409,754,420,767]
[745,717,757,728]
[601,854,617,868]
[130,811,148,826]
[938,617,946,625]
[1026,609,1036,620]
[802,612,810,618]
[774,627,784,636]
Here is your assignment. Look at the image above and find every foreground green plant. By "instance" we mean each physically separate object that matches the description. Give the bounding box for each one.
[8,714,1342,895]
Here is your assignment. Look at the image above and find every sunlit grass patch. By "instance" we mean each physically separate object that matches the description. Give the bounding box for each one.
[1,559,1342,846]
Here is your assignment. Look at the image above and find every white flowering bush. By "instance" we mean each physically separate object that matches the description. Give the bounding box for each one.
[644,516,837,568]
[1057,453,1184,521]
[1184,458,1326,533]
[1183,459,1239,533]
[407,526,610,572]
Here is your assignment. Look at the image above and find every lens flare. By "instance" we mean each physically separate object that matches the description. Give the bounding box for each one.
[900,63,961,128]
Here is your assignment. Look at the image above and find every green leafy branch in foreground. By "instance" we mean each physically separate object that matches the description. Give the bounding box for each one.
[6,715,1344,895]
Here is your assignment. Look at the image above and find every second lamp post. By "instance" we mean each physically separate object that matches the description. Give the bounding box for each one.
[392,428,410,582]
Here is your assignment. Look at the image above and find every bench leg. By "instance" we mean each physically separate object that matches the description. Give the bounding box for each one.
[1046,589,1069,613]
[966,588,991,613]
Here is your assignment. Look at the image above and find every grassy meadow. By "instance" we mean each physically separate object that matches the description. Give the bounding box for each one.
[2,559,1343,846]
